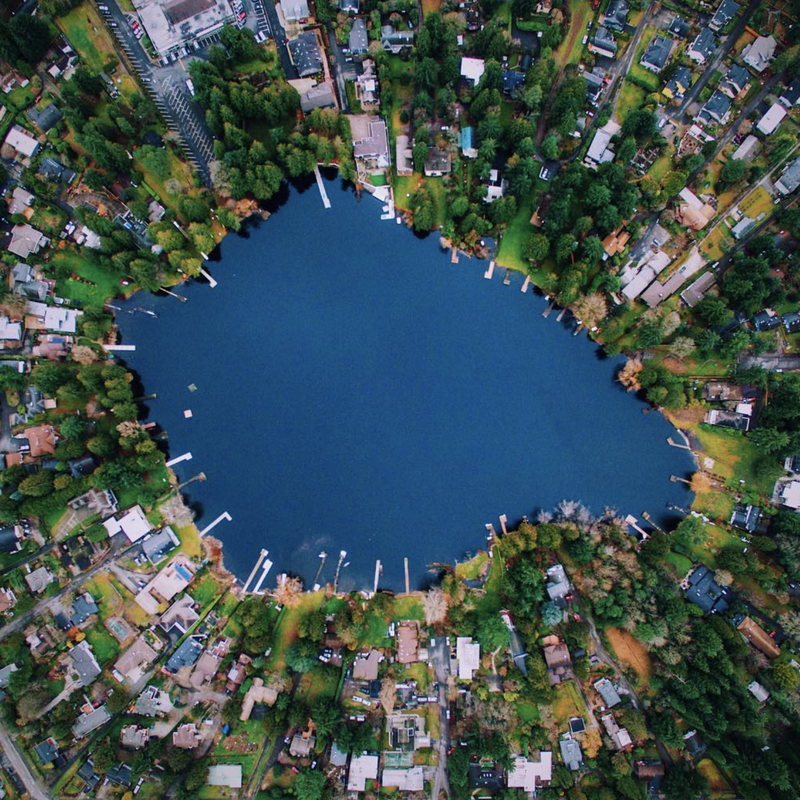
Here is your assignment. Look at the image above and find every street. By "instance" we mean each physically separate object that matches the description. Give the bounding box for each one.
[429,637,451,800]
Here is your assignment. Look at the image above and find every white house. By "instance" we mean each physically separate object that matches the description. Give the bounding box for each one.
[460,56,485,86]
[4,125,39,158]
[756,103,787,136]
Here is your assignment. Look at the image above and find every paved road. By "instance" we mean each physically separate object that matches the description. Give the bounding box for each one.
[0,724,50,800]
[429,637,451,800]
[263,0,297,79]
[674,0,762,120]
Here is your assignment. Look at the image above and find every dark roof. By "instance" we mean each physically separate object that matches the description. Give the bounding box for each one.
[591,27,618,53]
[684,565,729,614]
[37,158,76,184]
[107,763,133,787]
[721,64,749,95]
[164,0,215,24]
[27,104,62,132]
[165,635,204,673]
[710,0,739,28]
[700,90,731,122]
[288,32,322,78]
[34,739,59,765]
[730,504,760,533]
[783,311,800,333]
[77,761,101,790]
[781,77,800,107]
[68,454,96,478]
[69,593,99,626]
[603,0,629,29]
[689,28,716,59]
[348,18,369,53]
[142,528,180,565]
[640,36,673,71]
[668,16,690,37]
[0,526,21,554]
[143,131,164,148]
[753,310,780,331]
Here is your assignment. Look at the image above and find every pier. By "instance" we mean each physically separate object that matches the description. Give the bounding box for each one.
[251,557,274,594]
[404,557,410,594]
[200,268,218,288]
[521,276,531,293]
[199,511,232,537]
[624,514,649,539]
[483,261,495,280]
[242,549,269,592]
[103,344,136,352]
[314,165,331,209]
[176,472,206,491]
[166,452,192,468]
[373,560,381,594]
[332,550,347,593]
[312,551,327,592]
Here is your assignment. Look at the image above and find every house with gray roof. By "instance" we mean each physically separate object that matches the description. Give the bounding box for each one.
[0,663,18,689]
[165,634,204,673]
[664,65,691,100]
[687,28,716,63]
[340,0,358,11]
[72,704,111,738]
[353,116,390,169]
[709,0,739,30]
[380,25,414,53]
[559,737,583,771]
[593,677,622,707]
[27,104,62,132]
[143,528,180,565]
[288,32,322,78]
[668,16,690,38]
[602,0,628,31]
[77,761,101,791]
[776,156,800,195]
[742,35,776,73]
[25,566,53,595]
[348,18,369,54]
[69,640,102,687]
[589,26,617,58]
[37,158,76,184]
[684,564,729,613]
[698,90,731,125]
[640,36,673,72]
[780,77,800,108]
[68,593,98,627]
[300,83,336,114]
[719,64,750,98]
[34,738,60,766]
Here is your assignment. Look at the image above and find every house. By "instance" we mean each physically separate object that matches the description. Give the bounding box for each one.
[634,760,665,780]
[640,36,673,73]
[69,640,102,687]
[460,127,477,159]
[107,764,133,788]
[240,677,279,720]
[732,134,760,161]
[25,566,53,594]
[290,733,316,758]
[348,18,368,54]
[134,685,173,717]
[698,90,731,125]
[460,56,485,86]
[8,224,49,259]
[602,229,630,257]
[730,504,761,533]
[173,723,201,749]
[668,16,690,38]
[543,640,571,670]
[207,764,243,789]
[545,564,571,603]
[780,479,800,510]
[77,760,101,791]
[709,0,739,30]
[506,753,553,794]
[680,271,716,307]
[484,169,507,203]
[559,737,583,771]
[719,64,750,98]
[602,0,628,31]
[37,158,76,184]
[776,156,800,195]
[589,27,617,58]
[347,753,379,792]
[748,680,770,703]
[584,68,606,105]
[160,595,200,639]
[455,637,481,681]
[594,677,621,708]
[34,738,60,766]
[62,592,99,628]
[189,638,228,688]
[142,528,180,565]
[300,83,336,114]
[282,0,310,20]
[72,704,111,738]
[736,615,780,659]
[585,128,615,166]
[677,188,716,230]
[25,301,81,333]
[380,25,414,53]
[753,308,780,331]
[115,636,160,682]
[683,564,730,614]
[0,588,17,615]
[424,147,451,177]
[352,649,382,681]
[0,525,22,554]
[136,554,197,615]
[780,77,800,108]
[27,104,62,132]
[757,103,786,136]
[731,216,755,239]
[352,116,391,170]
[706,407,751,431]
[663,65,692,100]
[288,32,322,78]
[0,317,22,348]
[742,35,776,73]
[226,653,250,691]
[397,620,420,663]
[103,504,152,543]
[3,126,40,158]
[339,0,358,11]
[688,28,716,63]
[502,69,526,96]
[782,311,800,335]
[601,714,632,750]
[356,60,378,108]
[164,635,204,674]
[7,187,34,216]
[22,424,57,457]
[121,725,149,750]
[382,767,425,792]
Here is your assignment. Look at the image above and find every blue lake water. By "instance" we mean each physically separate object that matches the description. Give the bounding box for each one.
[117,176,693,591]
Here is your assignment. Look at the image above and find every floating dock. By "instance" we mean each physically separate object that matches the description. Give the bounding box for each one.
[252,557,274,594]
[166,452,192,467]
[199,511,232,537]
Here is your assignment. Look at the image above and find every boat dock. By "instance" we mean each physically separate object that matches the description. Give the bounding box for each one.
[314,165,331,209]
[200,268,218,288]
[166,452,192,468]
[199,511,232,537]
[483,261,495,280]
[251,557,274,594]
[625,514,649,539]
[103,345,136,352]
[242,549,269,592]
[521,276,531,293]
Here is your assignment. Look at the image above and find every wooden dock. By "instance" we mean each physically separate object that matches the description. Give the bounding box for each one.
[103,344,136,352]
[199,511,232,537]
[314,165,331,209]
[624,514,649,539]
[166,452,192,467]
[200,268,217,288]
[242,549,269,593]
[521,276,531,293]
[483,261,495,280]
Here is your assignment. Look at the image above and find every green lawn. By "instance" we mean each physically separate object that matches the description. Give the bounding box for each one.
[190,574,222,608]
[614,81,646,124]
[496,194,536,274]
[553,0,593,67]
[52,249,125,307]
[58,2,120,74]
[84,625,121,664]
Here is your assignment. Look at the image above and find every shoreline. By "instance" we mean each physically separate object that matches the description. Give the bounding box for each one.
[114,173,697,596]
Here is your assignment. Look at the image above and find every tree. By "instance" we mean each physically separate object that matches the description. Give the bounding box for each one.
[476,613,510,651]
[719,158,747,188]
[293,769,325,800]
[0,366,25,392]
[19,472,54,497]
[773,662,800,690]
[541,135,559,161]
[540,601,562,627]
[286,639,319,673]
[523,233,550,263]
[312,697,340,738]
[661,170,687,197]
[93,740,117,773]
[695,296,729,327]
[423,587,448,626]
[749,427,790,454]
[106,689,130,713]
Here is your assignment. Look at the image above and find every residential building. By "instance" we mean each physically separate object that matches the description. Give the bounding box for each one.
[585,128,615,166]
[506,753,553,794]
[348,753,379,792]
[27,104,62,132]
[742,35,776,73]
[753,308,780,331]
[756,103,786,135]
[77,761,101,791]
[3,126,39,158]
[288,32,322,78]
[776,156,800,195]
[424,147,451,177]
[300,83,336,114]
[134,685,173,717]
[484,169,507,202]
[355,60,378,108]
[7,187,34,216]
[107,764,133,788]
[115,636,160,682]
[730,504,761,533]
[706,407,751,431]
[460,56,485,85]
[601,714,632,750]
[142,527,180,565]
[680,271,716,307]
[103,504,152,542]
[748,680,770,703]
[382,767,425,792]
[668,16,690,38]
[594,677,621,708]
[640,36,673,72]
[683,564,730,614]
[736,615,780,659]
[396,620,420,663]
[559,737,583,771]
[352,116,390,170]
[352,649,382,681]
[602,0,628,31]
[634,760,665,779]
[663,65,691,100]
[339,0,358,11]
[8,224,49,259]
[69,640,102,687]
[134,0,238,60]
[687,28,716,63]
[0,525,22,555]
[207,764,243,789]
[173,723,201,749]
[545,563,571,603]
[588,27,617,58]
[240,677,279,720]
[34,738,61,766]
[543,640,571,670]
[780,76,800,108]
[25,301,81,333]
[732,134,760,161]
[136,554,197,614]
[58,593,99,629]
[72,704,111,738]
[455,637,481,681]
[698,90,731,125]
[780,479,800,510]
[164,634,204,674]
[37,158,76,184]
[709,0,739,30]
[719,64,750,98]
[348,18,368,54]
[25,566,54,594]
[380,25,414,53]
[290,733,316,758]
[282,0,310,19]
[121,725,149,750]
[677,188,716,230]
[460,126,477,159]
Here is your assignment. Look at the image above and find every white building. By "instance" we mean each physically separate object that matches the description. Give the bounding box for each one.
[103,505,152,543]
[347,753,379,792]
[756,103,787,136]
[780,480,800,510]
[4,126,39,158]
[455,637,481,681]
[741,35,776,73]
[460,56,485,85]
[507,753,553,794]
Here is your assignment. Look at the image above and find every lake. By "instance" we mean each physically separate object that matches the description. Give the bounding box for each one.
[117,176,693,591]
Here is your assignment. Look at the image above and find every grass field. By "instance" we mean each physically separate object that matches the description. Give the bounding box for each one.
[265,592,324,673]
[553,0,593,67]
[614,81,646,123]
[52,248,124,307]
[496,194,536,273]
[606,628,653,680]
[58,2,120,74]
[697,758,736,799]
[86,573,125,621]
[85,624,121,664]
[550,680,584,725]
